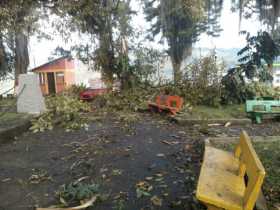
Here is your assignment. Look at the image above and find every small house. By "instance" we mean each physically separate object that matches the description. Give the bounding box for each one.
[31,56,75,95]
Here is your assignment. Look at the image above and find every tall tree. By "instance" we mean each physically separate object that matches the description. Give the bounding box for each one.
[53,0,135,87]
[0,34,10,80]
[237,31,280,81]
[0,0,42,84]
[144,0,223,83]
[221,0,280,33]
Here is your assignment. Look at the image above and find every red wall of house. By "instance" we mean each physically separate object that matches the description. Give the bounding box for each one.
[33,58,75,95]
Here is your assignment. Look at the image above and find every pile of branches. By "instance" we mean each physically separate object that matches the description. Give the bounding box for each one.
[160,53,225,107]
[221,68,280,104]
[92,87,160,112]
[30,95,90,133]
[246,82,280,99]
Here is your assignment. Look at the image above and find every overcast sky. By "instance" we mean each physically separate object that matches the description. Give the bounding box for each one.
[29,0,262,68]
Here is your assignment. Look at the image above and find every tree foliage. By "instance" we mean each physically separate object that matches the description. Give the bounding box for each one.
[220,0,280,33]
[237,31,280,80]
[221,31,280,104]
[0,0,46,82]
[144,0,223,83]
[50,0,135,88]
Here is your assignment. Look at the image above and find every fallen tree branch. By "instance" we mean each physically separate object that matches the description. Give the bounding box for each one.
[36,196,97,210]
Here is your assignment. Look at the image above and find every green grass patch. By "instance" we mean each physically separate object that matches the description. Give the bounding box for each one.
[211,139,280,208]
[0,98,14,106]
[182,104,246,119]
[0,112,30,127]
[0,99,32,128]
[0,112,25,120]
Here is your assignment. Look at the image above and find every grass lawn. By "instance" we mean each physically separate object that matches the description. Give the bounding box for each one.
[0,98,14,106]
[211,138,280,209]
[0,99,33,143]
[0,98,16,112]
[0,98,30,127]
[255,141,280,207]
[180,104,246,119]
[0,112,27,121]
[0,112,30,127]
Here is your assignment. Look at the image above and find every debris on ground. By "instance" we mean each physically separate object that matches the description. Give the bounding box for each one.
[150,195,162,206]
[156,153,165,157]
[36,196,97,210]
[161,140,180,146]
[136,181,153,198]
[57,181,99,206]
[29,169,52,184]
[30,95,90,132]
[224,122,231,127]
[1,112,279,210]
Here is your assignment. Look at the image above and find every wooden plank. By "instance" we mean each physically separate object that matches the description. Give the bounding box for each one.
[196,146,244,210]
[238,130,266,204]
[197,132,267,210]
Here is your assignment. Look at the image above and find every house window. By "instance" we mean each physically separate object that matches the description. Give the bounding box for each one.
[39,73,45,85]
[56,72,65,84]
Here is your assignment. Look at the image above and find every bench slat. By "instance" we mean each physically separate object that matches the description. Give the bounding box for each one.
[196,131,266,210]
[148,95,183,115]
[196,146,245,210]
[238,132,266,210]
[246,99,280,123]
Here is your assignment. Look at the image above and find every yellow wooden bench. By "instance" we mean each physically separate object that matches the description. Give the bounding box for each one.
[196,131,266,210]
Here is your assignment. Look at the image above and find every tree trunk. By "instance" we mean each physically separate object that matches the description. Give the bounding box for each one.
[0,34,8,78]
[99,36,114,86]
[15,31,29,85]
[267,63,273,74]
[170,42,192,84]
[98,13,115,87]
[171,59,182,84]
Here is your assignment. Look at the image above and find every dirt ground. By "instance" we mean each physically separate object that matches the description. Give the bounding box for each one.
[0,113,279,210]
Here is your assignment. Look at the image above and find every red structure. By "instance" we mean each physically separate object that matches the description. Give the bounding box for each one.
[148,95,183,115]
[31,56,75,95]
[79,88,109,101]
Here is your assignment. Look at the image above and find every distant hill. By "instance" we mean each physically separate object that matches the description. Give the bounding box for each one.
[161,48,241,80]
[187,48,240,67]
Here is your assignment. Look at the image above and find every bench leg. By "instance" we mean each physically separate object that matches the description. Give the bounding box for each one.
[206,204,223,210]
[149,106,157,113]
[255,114,262,124]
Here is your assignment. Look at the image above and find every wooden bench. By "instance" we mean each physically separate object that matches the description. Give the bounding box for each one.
[148,95,183,115]
[246,99,280,124]
[196,131,266,210]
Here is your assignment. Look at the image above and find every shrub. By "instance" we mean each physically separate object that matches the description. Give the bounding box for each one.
[163,53,225,107]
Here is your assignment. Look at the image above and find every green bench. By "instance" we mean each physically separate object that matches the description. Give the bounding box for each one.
[246,98,280,124]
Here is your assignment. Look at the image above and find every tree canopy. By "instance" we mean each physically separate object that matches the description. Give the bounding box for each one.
[144,0,223,83]
[0,0,45,83]
[0,0,279,87]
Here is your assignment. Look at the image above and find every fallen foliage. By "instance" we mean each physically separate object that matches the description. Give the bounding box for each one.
[92,87,159,112]
[62,84,88,99]
[58,182,99,204]
[136,181,153,198]
[30,95,90,132]
[246,82,280,99]
[36,196,97,210]
[150,195,162,206]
